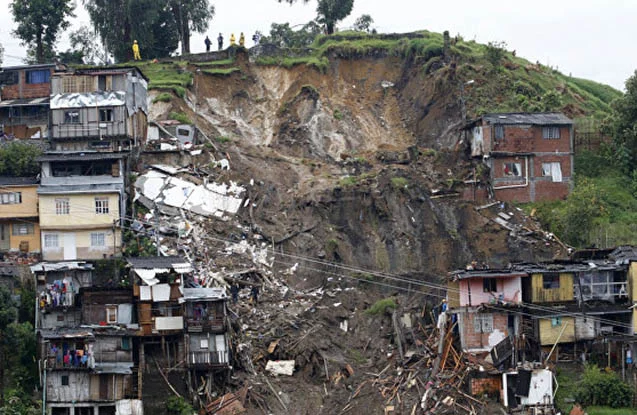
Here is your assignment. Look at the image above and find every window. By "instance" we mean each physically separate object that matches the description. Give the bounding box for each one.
[99,109,113,122]
[44,234,59,248]
[542,126,560,139]
[551,317,562,327]
[494,125,504,140]
[95,197,109,214]
[541,162,563,183]
[26,69,50,84]
[61,375,69,386]
[200,339,209,349]
[12,223,34,235]
[0,192,21,204]
[91,233,106,247]
[64,111,80,124]
[55,198,70,215]
[474,314,494,333]
[503,162,522,177]
[542,274,560,289]
[121,337,131,350]
[106,306,117,324]
[483,278,497,292]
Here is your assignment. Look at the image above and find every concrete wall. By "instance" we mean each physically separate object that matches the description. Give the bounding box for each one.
[0,185,38,217]
[459,277,522,306]
[41,229,120,261]
[39,193,120,228]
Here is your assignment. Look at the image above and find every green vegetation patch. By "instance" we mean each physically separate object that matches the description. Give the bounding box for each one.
[256,55,329,73]
[152,92,172,103]
[203,67,240,76]
[196,58,235,67]
[391,177,409,189]
[168,111,191,124]
[366,297,397,315]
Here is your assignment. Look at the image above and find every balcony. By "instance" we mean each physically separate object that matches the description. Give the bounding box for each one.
[186,316,225,333]
[187,351,229,368]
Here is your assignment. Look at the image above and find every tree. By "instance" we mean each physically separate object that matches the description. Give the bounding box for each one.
[169,0,215,55]
[0,286,18,405]
[10,0,75,64]
[261,21,322,48]
[84,0,179,62]
[0,142,43,177]
[484,41,507,69]
[277,0,354,34]
[605,70,637,172]
[353,14,373,33]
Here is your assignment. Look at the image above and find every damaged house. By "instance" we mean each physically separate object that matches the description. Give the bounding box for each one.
[465,112,574,202]
[0,176,41,255]
[0,63,63,139]
[33,261,143,415]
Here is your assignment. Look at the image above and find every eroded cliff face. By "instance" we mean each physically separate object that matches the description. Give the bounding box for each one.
[150,50,561,286]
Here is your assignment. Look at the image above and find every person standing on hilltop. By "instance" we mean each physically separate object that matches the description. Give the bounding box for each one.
[132,40,141,61]
[239,32,245,47]
[217,33,224,50]
[230,33,236,46]
[204,35,211,52]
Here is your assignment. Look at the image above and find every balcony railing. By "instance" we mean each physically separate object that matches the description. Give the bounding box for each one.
[188,351,229,367]
[186,317,225,333]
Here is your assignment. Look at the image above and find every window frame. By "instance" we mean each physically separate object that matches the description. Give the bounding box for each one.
[0,192,22,204]
[44,234,59,248]
[542,126,561,140]
[90,232,106,248]
[63,110,81,124]
[473,314,494,333]
[106,305,118,324]
[95,197,109,215]
[26,69,51,84]
[494,124,504,140]
[12,223,34,236]
[61,375,70,386]
[99,108,114,123]
[55,198,70,215]
[503,162,522,177]
[542,274,561,289]
[483,278,497,293]
[121,337,131,350]
[200,339,209,349]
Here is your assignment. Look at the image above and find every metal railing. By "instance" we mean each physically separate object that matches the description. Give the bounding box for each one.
[188,351,229,366]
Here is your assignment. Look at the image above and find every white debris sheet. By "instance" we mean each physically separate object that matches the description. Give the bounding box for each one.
[135,169,246,218]
[265,360,295,376]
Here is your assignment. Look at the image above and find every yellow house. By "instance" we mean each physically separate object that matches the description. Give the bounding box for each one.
[0,177,41,253]
[38,191,121,261]
[539,316,576,346]
[527,272,574,303]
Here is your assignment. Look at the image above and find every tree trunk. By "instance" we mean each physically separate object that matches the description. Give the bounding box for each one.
[326,22,335,35]
[183,24,191,54]
[36,32,44,64]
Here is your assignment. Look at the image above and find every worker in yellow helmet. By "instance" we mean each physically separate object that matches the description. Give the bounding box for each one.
[239,32,245,47]
[132,40,141,61]
[230,33,236,46]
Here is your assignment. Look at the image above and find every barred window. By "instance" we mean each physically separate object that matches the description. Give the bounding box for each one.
[44,234,59,248]
[64,111,80,124]
[494,125,504,140]
[0,192,22,204]
[55,198,69,215]
[474,314,494,333]
[95,197,109,214]
[91,232,105,247]
[543,126,560,139]
[12,223,34,235]
[99,109,113,122]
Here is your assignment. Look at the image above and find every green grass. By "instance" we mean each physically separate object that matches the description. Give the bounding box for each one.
[586,407,637,415]
[195,58,235,67]
[215,135,231,143]
[365,298,397,315]
[203,67,240,76]
[168,111,191,124]
[152,92,172,103]
[339,176,358,187]
[391,177,409,189]
[256,55,329,73]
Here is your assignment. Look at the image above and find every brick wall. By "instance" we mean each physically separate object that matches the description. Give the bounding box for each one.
[470,376,502,397]
[462,312,509,350]
[484,124,571,154]
[1,69,52,100]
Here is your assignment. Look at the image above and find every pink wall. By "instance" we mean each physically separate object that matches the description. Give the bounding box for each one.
[459,277,522,306]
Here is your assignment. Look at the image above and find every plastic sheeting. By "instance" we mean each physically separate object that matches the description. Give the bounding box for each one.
[152,284,171,302]
[50,91,126,109]
[134,268,168,286]
[139,286,151,301]
[116,399,144,415]
[117,304,133,324]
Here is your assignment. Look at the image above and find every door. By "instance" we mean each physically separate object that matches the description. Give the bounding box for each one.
[0,224,9,251]
[63,233,76,260]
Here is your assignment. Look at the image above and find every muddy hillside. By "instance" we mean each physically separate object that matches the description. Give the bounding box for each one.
[148,49,563,287]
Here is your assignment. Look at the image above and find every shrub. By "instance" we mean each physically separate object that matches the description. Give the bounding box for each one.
[484,41,507,68]
[168,111,191,124]
[366,298,397,315]
[166,396,194,415]
[573,365,633,408]
[152,92,172,103]
[391,177,409,189]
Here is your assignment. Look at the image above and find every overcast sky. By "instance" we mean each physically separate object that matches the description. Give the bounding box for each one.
[0,0,635,91]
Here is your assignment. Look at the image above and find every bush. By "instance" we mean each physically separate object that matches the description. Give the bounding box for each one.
[484,41,507,68]
[573,365,633,408]
[168,111,192,124]
[366,298,397,315]
[166,396,194,415]
[152,92,172,103]
[391,177,409,190]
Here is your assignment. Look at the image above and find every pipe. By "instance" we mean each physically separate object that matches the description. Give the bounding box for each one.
[493,156,529,190]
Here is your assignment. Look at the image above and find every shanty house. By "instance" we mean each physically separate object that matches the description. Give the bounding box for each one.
[182,287,230,368]
[37,152,127,261]
[0,176,41,254]
[49,67,148,152]
[466,112,573,202]
[449,270,524,353]
[0,63,62,139]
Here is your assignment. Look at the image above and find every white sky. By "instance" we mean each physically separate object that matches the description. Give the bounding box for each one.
[0,0,635,91]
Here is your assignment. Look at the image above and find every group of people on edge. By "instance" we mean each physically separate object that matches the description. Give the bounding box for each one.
[208,31,261,51]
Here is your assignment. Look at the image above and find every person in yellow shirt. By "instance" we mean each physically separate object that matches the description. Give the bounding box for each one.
[132,40,141,61]
[239,32,245,47]
[230,33,236,46]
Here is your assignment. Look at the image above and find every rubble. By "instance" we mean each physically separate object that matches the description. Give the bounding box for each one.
[265,360,295,376]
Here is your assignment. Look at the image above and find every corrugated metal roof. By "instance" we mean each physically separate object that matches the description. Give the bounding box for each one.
[38,152,128,162]
[126,256,189,269]
[0,97,49,107]
[0,176,38,186]
[481,112,573,125]
[182,287,228,301]
[452,269,527,280]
